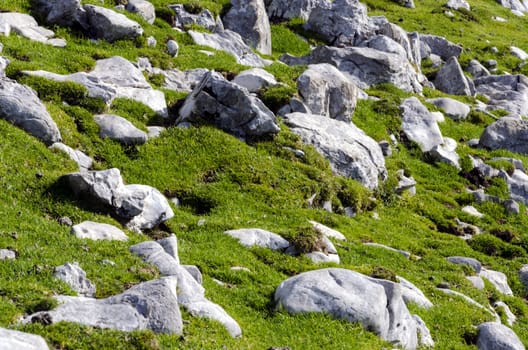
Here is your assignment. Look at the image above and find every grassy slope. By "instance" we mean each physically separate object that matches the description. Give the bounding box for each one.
[0,0,528,349]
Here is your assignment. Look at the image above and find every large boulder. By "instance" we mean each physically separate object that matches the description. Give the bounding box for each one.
[283,112,387,189]
[427,97,470,120]
[496,0,528,13]
[177,71,279,139]
[281,45,422,93]
[95,114,147,145]
[359,35,408,59]
[477,322,525,350]
[474,75,528,118]
[479,117,528,153]
[297,63,357,122]
[223,0,272,55]
[378,23,420,66]
[0,328,50,350]
[266,0,326,20]
[125,0,155,24]
[81,5,143,42]
[400,97,444,152]
[420,34,463,60]
[32,0,81,26]
[0,78,61,145]
[224,228,290,250]
[275,268,433,350]
[434,56,474,96]
[466,59,490,79]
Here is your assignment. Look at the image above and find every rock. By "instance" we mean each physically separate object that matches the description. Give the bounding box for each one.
[0,12,66,47]
[496,0,528,13]
[494,301,517,326]
[54,262,96,297]
[379,140,392,157]
[427,97,470,120]
[395,169,416,195]
[146,36,156,47]
[32,0,81,26]
[183,265,203,284]
[479,117,528,153]
[467,276,486,290]
[166,40,179,57]
[420,34,463,60]
[0,78,61,145]
[94,114,147,145]
[467,59,491,78]
[267,0,325,20]
[437,288,500,322]
[71,221,128,241]
[462,205,484,218]
[434,56,474,96]
[126,0,155,24]
[504,199,520,214]
[58,216,73,226]
[147,126,165,138]
[281,45,422,93]
[25,277,183,334]
[447,0,470,10]
[65,168,126,208]
[296,63,357,122]
[284,112,387,189]
[364,242,412,258]
[477,322,525,350]
[177,71,279,139]
[169,4,217,31]
[189,30,270,67]
[480,268,513,296]
[0,327,50,350]
[0,56,8,77]
[130,240,180,275]
[447,256,482,273]
[510,46,528,60]
[0,249,16,260]
[223,0,271,55]
[304,0,373,47]
[305,251,340,264]
[397,276,433,309]
[50,143,93,171]
[519,265,528,293]
[224,228,290,250]
[233,68,278,93]
[309,221,346,240]
[400,97,444,152]
[359,35,408,58]
[474,75,528,118]
[81,5,143,42]
[275,268,433,349]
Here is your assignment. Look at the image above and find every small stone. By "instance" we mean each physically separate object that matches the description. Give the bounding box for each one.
[58,216,73,226]
[462,205,484,218]
[0,249,16,260]
[379,140,392,157]
[146,36,156,47]
[167,40,179,57]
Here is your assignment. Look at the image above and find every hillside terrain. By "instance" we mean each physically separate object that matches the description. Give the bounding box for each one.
[1,0,528,349]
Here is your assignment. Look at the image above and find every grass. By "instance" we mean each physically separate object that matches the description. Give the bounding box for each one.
[0,0,528,348]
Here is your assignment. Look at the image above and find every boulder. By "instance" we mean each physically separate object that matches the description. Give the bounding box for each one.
[427,97,470,120]
[0,78,61,145]
[0,328,50,350]
[155,68,209,93]
[32,0,81,26]
[466,59,491,78]
[480,268,513,295]
[395,169,416,195]
[275,268,433,350]
[223,0,271,55]
[446,0,470,10]
[500,169,528,205]
[477,322,525,350]
[479,117,528,153]
[400,97,444,152]
[309,221,346,240]
[65,168,126,208]
[447,256,482,273]
[81,5,143,42]
[224,228,290,250]
[54,262,96,297]
[267,0,325,20]
[296,63,357,122]
[284,112,387,189]
[71,221,128,241]
[429,137,460,169]
[0,12,66,47]
[474,75,528,118]
[169,4,217,31]
[467,276,485,290]
[189,30,270,67]
[125,0,155,24]
[177,71,279,139]
[420,34,463,60]
[434,56,474,96]
[25,277,183,334]
[305,251,340,264]
[95,114,147,145]
[233,68,278,93]
[496,0,528,13]
[166,40,179,57]
[378,23,420,66]
[281,45,422,93]
[50,143,93,171]
[397,276,434,309]
[359,35,408,58]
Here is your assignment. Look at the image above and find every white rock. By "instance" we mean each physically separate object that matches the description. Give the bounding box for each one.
[0,327,50,350]
[71,221,128,241]
[224,228,290,250]
[309,221,346,240]
[480,268,513,296]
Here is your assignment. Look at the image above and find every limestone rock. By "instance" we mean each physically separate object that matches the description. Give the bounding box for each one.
[420,34,463,60]
[474,75,528,118]
[169,4,217,31]
[284,112,387,189]
[494,301,517,326]
[95,114,147,145]
[447,256,482,273]
[400,97,443,152]
[496,0,528,13]
[519,264,528,293]
[466,59,491,78]
[479,117,528,153]
[156,68,209,93]
[0,12,66,46]
[126,0,155,24]
[467,276,485,290]
[177,71,279,139]
[224,228,290,250]
[480,268,513,296]
[434,56,474,96]
[477,322,525,350]
[397,276,434,309]
[82,5,143,43]
[50,143,92,171]
[364,242,411,258]
[54,262,96,297]
[427,97,470,120]
[309,221,346,240]
[0,249,16,260]
[305,251,340,264]
[233,68,278,93]
[447,0,470,10]
[32,0,81,26]
[72,221,128,241]
[429,138,460,169]
[359,35,408,58]
[267,0,325,20]
[0,327,50,350]
[166,40,179,57]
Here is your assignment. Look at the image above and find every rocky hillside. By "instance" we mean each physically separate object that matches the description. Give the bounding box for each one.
[2,0,528,348]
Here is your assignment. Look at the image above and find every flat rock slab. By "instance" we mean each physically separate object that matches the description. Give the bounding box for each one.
[224,228,290,250]
[447,256,482,273]
[477,322,525,350]
[71,221,128,241]
[95,114,147,145]
[233,68,277,93]
[0,327,50,350]
[0,12,66,47]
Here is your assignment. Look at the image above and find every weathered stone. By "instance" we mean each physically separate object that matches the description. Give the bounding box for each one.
[72,221,128,241]
[177,71,279,139]
[397,276,433,309]
[233,68,277,93]
[427,97,470,120]
[297,63,357,122]
[267,0,325,20]
[32,0,81,26]
[0,12,65,46]
[395,169,416,195]
[0,249,16,260]
[420,34,463,60]
[223,0,271,55]
[224,228,290,250]
[364,242,411,258]
[479,117,528,153]
[50,143,92,171]
[82,5,143,42]
[284,112,387,189]
[494,301,517,326]
[474,75,528,118]
[447,0,470,10]
[359,35,407,58]
[309,221,346,240]
[147,126,165,138]
[0,78,61,145]
[305,251,340,264]
[95,114,147,145]
[54,262,96,297]
[126,0,155,24]
[462,205,484,218]
[166,40,179,57]
[510,46,528,60]
[477,322,525,350]
[467,276,485,290]
[496,0,528,13]
[169,4,217,31]
[447,256,482,273]
[0,327,50,350]
[437,288,500,322]
[480,268,513,296]
[467,59,491,78]
[400,97,444,152]
[434,57,474,96]
[504,199,520,214]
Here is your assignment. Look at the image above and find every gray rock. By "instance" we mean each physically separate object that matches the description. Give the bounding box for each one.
[494,301,517,326]
[166,40,179,57]
[0,249,16,260]
[305,251,340,264]
[359,35,407,58]
[54,262,96,297]
[467,276,485,290]
[480,268,513,296]
[267,0,326,20]
[479,117,528,153]
[65,168,126,207]
[177,71,279,139]
[223,0,271,55]
[0,56,8,77]
[400,97,443,152]
[379,140,392,157]
[146,36,156,47]
[462,205,483,218]
[233,68,278,93]
[427,97,470,120]
[504,199,520,214]
[189,30,270,67]
[297,63,357,122]
[95,114,147,145]
[72,221,128,241]
[496,0,528,13]
[430,138,460,169]
[281,46,422,93]
[434,56,474,96]
[82,5,143,42]
[467,59,491,78]
[397,276,433,309]
[284,112,387,189]
[395,169,416,195]
[420,34,463,60]
[437,288,500,322]
[510,46,528,60]
[391,0,415,7]
[224,228,290,250]
[0,12,66,46]
[183,265,203,284]
[25,277,183,334]
[32,0,81,26]
[126,0,155,24]
[169,4,217,31]
[477,322,525,350]
[156,67,209,93]
[447,0,470,10]
[275,268,433,350]
[147,126,165,138]
[0,327,50,350]
[309,221,346,240]
[0,78,61,145]
[50,143,92,171]
[447,256,482,273]
[520,265,528,293]
[130,240,180,275]
[474,75,528,118]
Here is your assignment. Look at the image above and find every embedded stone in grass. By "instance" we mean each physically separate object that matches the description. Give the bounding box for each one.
[224,228,290,250]
[480,268,513,296]
[309,221,346,241]
[166,40,179,57]
[0,327,50,350]
[364,242,411,259]
[474,75,528,118]
[125,0,155,24]
[427,97,471,120]
[169,4,217,31]
[81,5,143,43]
[71,221,128,241]
[54,262,96,297]
[477,322,525,350]
[0,249,16,260]
[233,68,278,93]
[493,301,517,326]
[94,114,147,145]
[447,256,482,273]
[400,97,444,152]
[50,142,93,171]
